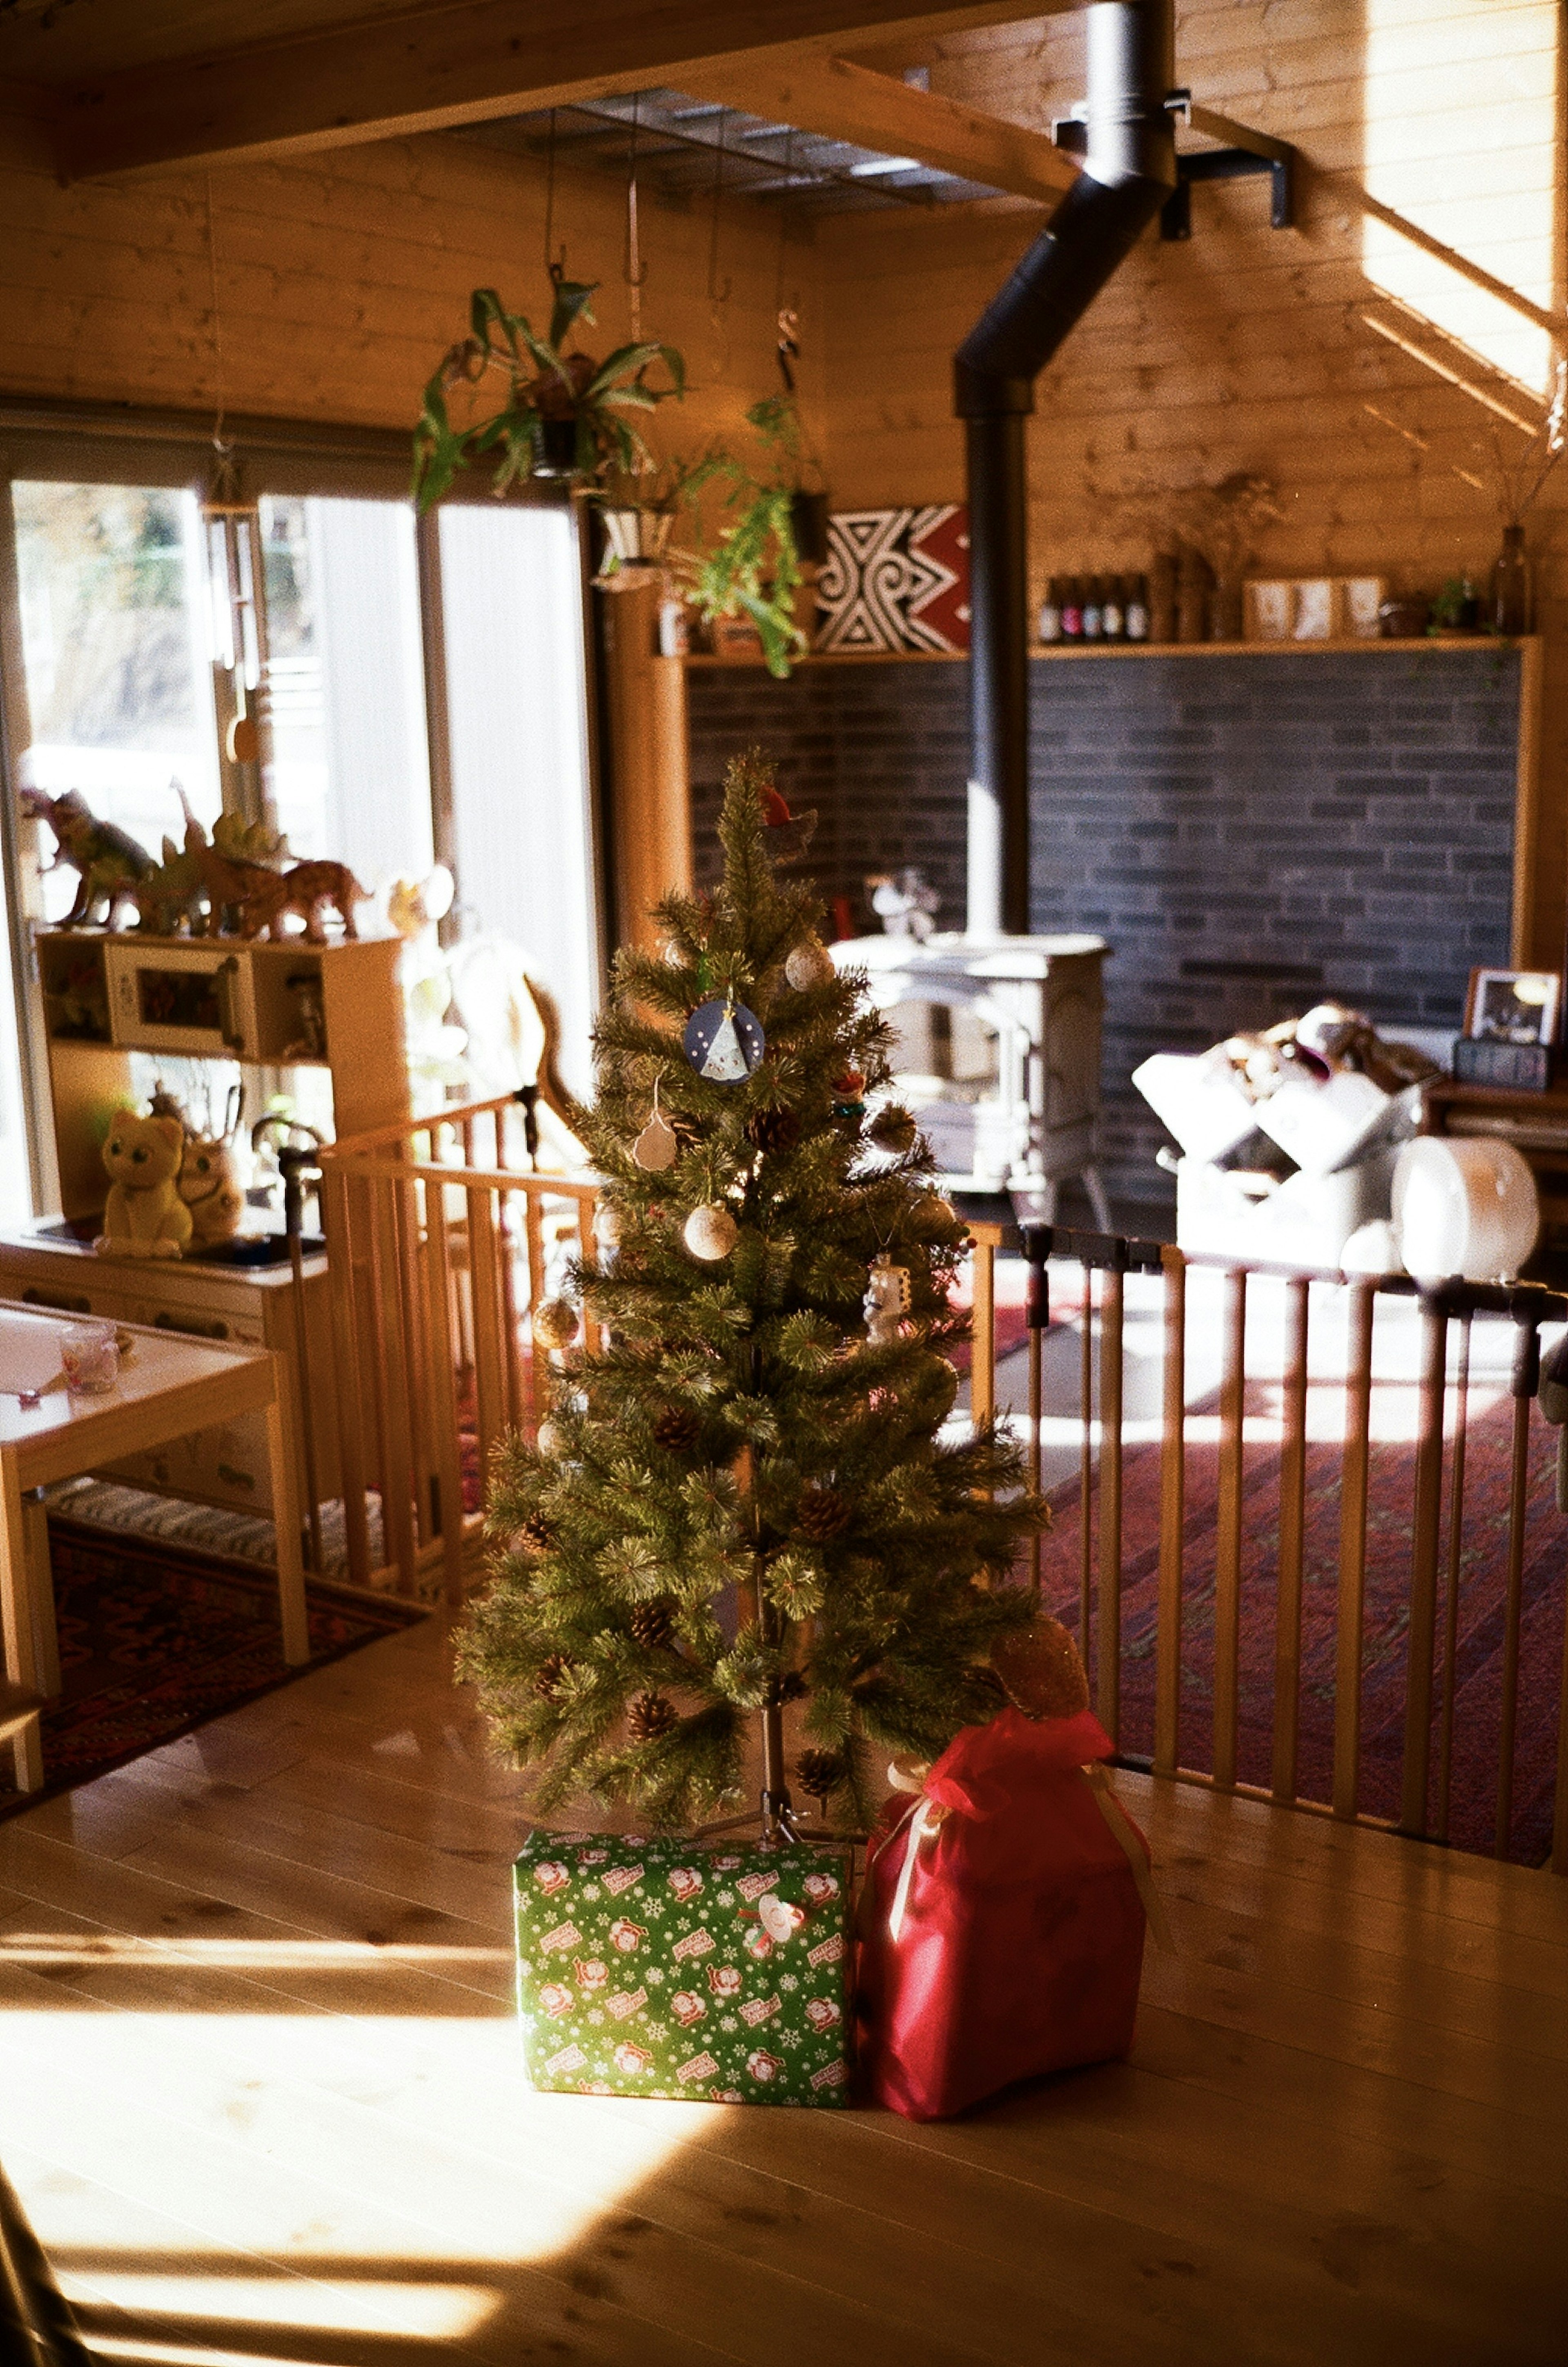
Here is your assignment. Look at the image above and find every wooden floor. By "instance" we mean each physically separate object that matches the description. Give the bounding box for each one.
[2,1613,1565,2367]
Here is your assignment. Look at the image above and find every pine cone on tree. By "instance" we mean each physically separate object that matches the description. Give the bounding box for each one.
[797,1485,852,1542]
[515,1514,555,1556]
[795,1747,846,1801]
[535,1652,572,1700]
[651,1404,701,1453]
[747,1105,802,1156]
[626,1690,678,1743]
[629,1598,675,1651]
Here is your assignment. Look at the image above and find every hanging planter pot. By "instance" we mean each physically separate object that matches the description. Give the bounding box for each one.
[534,417,582,480]
[600,508,676,566]
[790,489,831,568]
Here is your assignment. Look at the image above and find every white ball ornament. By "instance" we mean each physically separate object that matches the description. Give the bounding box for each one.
[684,1203,739,1262]
[536,1419,564,1458]
[593,1204,621,1246]
[532,1296,579,1351]
[784,938,835,992]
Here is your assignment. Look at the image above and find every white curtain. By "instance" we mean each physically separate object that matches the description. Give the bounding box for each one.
[437,504,600,1096]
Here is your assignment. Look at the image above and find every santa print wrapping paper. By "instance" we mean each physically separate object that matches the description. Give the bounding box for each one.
[855,1707,1151,2122]
[514,1831,853,2104]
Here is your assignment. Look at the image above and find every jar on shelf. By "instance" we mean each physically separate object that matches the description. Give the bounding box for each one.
[1491,524,1533,635]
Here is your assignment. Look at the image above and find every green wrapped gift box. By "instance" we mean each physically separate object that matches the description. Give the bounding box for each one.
[513,1829,853,2104]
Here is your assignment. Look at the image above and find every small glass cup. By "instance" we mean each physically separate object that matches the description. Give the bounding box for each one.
[61,1319,120,1395]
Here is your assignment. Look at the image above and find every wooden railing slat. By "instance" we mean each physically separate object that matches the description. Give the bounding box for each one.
[1272,1275,1310,1805]
[1153,1245,1186,1779]
[1334,1280,1376,1822]
[1212,1266,1247,1793]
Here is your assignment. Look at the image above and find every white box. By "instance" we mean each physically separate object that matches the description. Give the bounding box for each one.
[1132,1050,1261,1166]
[1252,1071,1422,1177]
[1176,1151,1398,1271]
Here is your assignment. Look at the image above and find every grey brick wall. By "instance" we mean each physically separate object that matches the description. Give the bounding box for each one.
[684,646,1521,1199]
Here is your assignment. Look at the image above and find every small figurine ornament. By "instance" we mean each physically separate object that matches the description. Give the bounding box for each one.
[684,1204,738,1262]
[683,997,764,1084]
[632,1079,679,1172]
[863,1252,911,1346]
[178,1131,247,1249]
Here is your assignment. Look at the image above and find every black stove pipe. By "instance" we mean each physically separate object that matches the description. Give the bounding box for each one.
[957,0,1176,936]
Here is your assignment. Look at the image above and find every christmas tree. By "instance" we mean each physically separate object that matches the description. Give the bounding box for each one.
[459,752,1045,1833]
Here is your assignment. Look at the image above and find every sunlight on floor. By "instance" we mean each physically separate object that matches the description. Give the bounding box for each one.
[0,1993,707,2365]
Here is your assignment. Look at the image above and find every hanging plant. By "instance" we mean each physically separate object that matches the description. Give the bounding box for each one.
[666,396,829,679]
[411,274,685,508]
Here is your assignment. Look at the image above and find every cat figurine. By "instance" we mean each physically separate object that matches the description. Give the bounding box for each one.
[178,1131,247,1248]
[95,1110,192,1258]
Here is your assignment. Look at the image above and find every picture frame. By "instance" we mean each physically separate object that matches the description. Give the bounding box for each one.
[1463,967,1561,1048]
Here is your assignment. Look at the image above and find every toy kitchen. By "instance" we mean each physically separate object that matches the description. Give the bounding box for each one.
[0,926,408,1529]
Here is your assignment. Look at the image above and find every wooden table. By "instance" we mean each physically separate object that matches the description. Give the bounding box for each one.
[0,1302,307,1793]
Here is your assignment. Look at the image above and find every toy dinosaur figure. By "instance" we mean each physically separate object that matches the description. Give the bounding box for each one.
[237,858,368,943]
[21,787,154,926]
[131,838,205,936]
[176,788,281,935]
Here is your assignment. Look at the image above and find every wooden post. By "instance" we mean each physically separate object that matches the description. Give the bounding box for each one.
[1400,1290,1449,1839]
[970,1228,996,1438]
[1495,1309,1540,1857]
[1272,1275,1310,1804]
[1212,1265,1247,1792]
[1153,1246,1186,1780]
[1334,1281,1376,1821]
[1096,1259,1125,1744]
[422,1178,469,1608]
[1437,1313,1471,1844]
[1078,1263,1094,1674]
[598,579,692,951]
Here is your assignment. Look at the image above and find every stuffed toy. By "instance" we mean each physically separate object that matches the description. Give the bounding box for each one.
[95,1110,192,1259]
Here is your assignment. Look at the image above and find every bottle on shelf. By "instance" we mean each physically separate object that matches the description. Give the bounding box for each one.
[1176,545,1212,644]
[1038,576,1063,643]
[1148,551,1178,643]
[1060,577,1085,640]
[1082,576,1105,640]
[1102,575,1125,641]
[1125,572,1150,642]
[1491,525,1533,635]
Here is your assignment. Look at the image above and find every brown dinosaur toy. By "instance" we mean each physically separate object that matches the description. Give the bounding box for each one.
[21,788,154,926]
[177,790,279,936]
[236,859,368,944]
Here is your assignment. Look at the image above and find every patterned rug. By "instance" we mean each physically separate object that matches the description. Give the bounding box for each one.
[1037,1377,1567,1867]
[0,1518,425,1818]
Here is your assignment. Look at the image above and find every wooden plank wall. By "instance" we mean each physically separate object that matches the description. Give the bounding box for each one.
[0,97,824,475]
[826,0,1568,963]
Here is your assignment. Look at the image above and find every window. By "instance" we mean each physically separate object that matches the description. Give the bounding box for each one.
[12,481,221,900]
[438,503,600,1097]
[0,442,601,1214]
[259,495,434,887]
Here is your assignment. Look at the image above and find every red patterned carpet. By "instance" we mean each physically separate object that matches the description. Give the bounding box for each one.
[0,1519,424,1817]
[1038,1378,1568,1866]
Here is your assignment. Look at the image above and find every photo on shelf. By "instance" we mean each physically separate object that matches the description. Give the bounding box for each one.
[1463,967,1561,1047]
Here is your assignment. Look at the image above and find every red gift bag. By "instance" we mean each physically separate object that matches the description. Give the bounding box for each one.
[855,1705,1161,2121]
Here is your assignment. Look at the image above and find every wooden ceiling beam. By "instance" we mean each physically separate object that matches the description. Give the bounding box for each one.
[52,0,1079,183]
[682,53,1077,205]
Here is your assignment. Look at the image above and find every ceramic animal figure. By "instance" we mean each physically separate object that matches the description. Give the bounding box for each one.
[178,1132,247,1247]
[238,859,368,944]
[22,788,154,926]
[95,1110,192,1259]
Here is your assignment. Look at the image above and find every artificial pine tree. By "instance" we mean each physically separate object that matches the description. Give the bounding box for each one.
[459,751,1045,1834]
